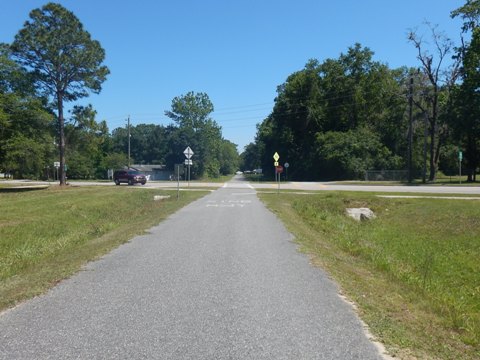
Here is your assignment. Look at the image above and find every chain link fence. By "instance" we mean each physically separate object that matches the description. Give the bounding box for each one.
[365,170,408,181]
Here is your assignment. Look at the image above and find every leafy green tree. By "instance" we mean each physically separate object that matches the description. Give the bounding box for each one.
[111,127,130,163]
[11,2,109,185]
[255,115,279,178]
[451,0,480,32]
[65,105,111,179]
[218,140,239,175]
[165,91,214,132]
[102,152,128,172]
[449,28,480,181]
[165,91,228,178]
[0,94,54,179]
[111,123,169,167]
[1,43,55,178]
[450,1,480,181]
[315,126,402,180]
[0,43,35,95]
[196,119,223,177]
[163,125,196,171]
[256,44,408,180]
[2,134,52,179]
[130,124,168,165]
[439,143,462,176]
[240,142,262,172]
[268,59,322,179]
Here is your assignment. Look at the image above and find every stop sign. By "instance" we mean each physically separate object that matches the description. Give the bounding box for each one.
[276,165,284,173]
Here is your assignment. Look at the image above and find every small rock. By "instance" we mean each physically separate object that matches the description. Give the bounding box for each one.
[346,208,376,221]
[154,195,170,201]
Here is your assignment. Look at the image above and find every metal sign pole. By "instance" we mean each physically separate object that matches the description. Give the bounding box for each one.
[183,146,194,188]
[459,158,462,184]
[273,152,281,195]
[277,169,280,195]
[177,165,180,200]
[459,150,463,184]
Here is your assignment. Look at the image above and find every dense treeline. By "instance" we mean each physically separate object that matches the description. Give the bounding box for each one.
[2,2,480,182]
[0,3,238,180]
[111,92,239,179]
[0,74,238,179]
[243,46,407,180]
[242,1,480,182]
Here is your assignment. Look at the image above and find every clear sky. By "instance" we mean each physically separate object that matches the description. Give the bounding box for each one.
[0,0,465,152]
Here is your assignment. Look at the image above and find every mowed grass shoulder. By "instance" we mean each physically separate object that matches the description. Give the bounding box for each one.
[259,191,480,360]
[0,186,208,311]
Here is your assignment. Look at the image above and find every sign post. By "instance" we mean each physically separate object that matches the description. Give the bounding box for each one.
[276,165,284,194]
[54,161,60,181]
[284,162,289,181]
[174,164,185,200]
[183,146,194,187]
[459,150,463,184]
[273,152,280,194]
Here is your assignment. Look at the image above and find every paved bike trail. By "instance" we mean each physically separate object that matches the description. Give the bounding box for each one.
[0,179,385,359]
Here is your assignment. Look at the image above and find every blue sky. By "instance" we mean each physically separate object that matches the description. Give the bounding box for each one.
[1,0,465,152]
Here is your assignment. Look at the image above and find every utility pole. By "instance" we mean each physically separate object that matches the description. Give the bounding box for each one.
[127,115,131,168]
[408,76,413,183]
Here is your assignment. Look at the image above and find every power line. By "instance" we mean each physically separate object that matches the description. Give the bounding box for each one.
[101,91,362,123]
[222,123,259,129]
[99,87,409,132]
[213,106,273,116]
[213,102,274,111]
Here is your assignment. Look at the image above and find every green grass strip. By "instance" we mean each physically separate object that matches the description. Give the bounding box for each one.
[0,186,207,311]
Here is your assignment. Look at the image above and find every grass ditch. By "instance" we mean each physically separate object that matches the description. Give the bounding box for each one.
[259,191,480,360]
[0,186,208,311]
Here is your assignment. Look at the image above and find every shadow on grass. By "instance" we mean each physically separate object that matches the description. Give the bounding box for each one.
[0,185,50,193]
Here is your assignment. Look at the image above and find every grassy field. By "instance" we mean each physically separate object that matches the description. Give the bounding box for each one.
[0,185,208,311]
[259,191,480,360]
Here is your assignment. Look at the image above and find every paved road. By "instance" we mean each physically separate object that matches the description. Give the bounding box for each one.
[0,177,385,359]
[6,177,480,195]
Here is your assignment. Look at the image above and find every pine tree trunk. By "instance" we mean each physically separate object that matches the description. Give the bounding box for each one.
[57,92,66,186]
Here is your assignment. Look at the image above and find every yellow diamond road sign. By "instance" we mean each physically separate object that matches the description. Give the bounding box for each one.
[273,152,280,161]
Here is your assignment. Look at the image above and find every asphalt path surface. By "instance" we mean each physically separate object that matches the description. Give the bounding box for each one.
[0,177,387,359]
